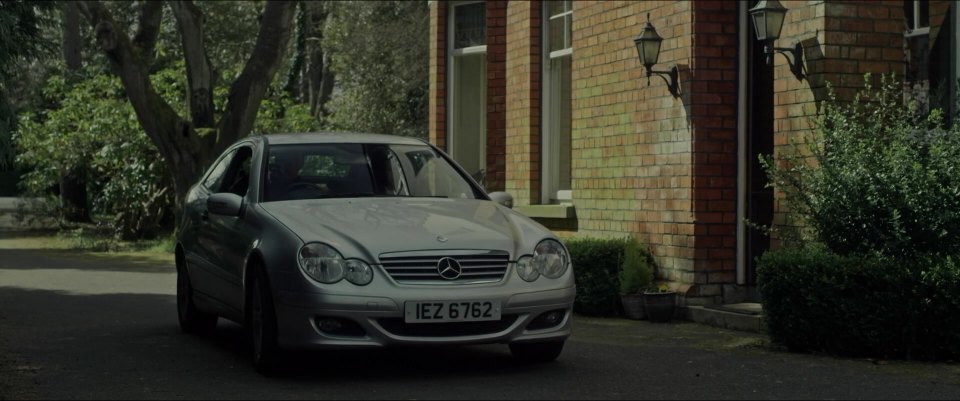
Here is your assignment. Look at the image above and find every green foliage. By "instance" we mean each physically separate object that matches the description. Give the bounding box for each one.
[762,74,960,258]
[322,0,428,138]
[568,237,626,316]
[566,237,653,316]
[619,237,653,295]
[14,71,172,240]
[758,74,960,361]
[758,247,960,360]
[254,94,324,135]
[0,0,56,75]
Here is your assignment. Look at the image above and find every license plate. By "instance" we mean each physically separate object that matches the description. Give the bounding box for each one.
[404,300,501,323]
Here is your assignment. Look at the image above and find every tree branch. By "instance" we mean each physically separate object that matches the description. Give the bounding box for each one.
[77,1,201,178]
[217,0,296,150]
[169,0,216,129]
[132,0,163,65]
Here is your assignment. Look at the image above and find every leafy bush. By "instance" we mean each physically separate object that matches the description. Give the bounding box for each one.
[758,247,960,360]
[567,237,656,316]
[758,74,960,360]
[568,237,625,316]
[619,237,653,295]
[15,72,172,240]
[761,74,960,258]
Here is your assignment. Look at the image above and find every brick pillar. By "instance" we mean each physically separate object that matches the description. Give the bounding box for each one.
[504,1,541,206]
[428,1,447,149]
[687,0,740,302]
[486,1,508,192]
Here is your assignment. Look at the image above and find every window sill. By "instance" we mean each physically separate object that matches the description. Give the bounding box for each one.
[514,204,576,219]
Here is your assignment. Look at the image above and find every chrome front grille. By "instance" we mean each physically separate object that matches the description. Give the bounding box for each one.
[378,250,510,283]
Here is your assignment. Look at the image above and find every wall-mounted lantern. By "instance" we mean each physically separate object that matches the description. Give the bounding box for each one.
[633,14,680,97]
[748,0,804,81]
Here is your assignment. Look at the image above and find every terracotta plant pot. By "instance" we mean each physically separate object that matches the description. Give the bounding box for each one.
[621,294,646,320]
[642,291,677,323]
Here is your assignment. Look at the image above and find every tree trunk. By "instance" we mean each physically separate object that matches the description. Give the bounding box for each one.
[305,2,333,118]
[170,1,216,129]
[59,167,91,223]
[59,1,91,223]
[77,0,296,224]
[283,1,306,100]
[62,2,82,71]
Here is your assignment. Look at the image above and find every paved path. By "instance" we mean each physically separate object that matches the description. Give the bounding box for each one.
[1,229,959,399]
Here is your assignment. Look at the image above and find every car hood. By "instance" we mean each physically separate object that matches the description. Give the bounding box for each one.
[259,197,549,261]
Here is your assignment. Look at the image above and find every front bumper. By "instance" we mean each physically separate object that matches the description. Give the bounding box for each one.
[273,285,575,350]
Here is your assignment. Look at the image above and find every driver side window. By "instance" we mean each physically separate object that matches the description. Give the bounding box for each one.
[203,149,237,192]
[221,147,253,196]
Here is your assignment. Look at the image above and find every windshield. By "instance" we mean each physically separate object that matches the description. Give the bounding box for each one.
[263,143,482,202]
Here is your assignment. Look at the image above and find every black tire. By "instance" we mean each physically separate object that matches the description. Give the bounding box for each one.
[509,340,565,364]
[176,262,218,334]
[250,266,284,376]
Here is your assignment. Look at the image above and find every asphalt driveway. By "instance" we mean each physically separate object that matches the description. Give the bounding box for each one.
[1,226,959,400]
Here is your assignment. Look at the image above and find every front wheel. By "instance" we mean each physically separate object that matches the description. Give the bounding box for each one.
[176,265,217,334]
[250,267,284,375]
[509,340,565,363]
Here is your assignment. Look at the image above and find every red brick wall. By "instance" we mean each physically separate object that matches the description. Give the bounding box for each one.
[486,1,508,192]
[428,1,446,149]
[568,1,700,293]
[504,1,542,205]
[687,0,739,298]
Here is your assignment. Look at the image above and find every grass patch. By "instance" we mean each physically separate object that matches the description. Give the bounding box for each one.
[56,226,175,254]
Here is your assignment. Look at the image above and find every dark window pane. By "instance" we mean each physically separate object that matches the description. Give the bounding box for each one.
[454,2,486,49]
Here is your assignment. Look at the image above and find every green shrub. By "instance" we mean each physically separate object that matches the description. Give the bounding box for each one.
[619,237,653,295]
[761,74,960,258]
[15,72,172,240]
[567,237,657,316]
[758,247,960,360]
[567,237,626,316]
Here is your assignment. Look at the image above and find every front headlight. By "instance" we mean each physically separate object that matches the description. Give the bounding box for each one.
[298,243,345,284]
[298,243,374,285]
[344,259,373,286]
[533,239,570,279]
[515,255,540,282]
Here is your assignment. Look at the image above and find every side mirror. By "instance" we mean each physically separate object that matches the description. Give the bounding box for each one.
[207,193,243,217]
[488,191,514,209]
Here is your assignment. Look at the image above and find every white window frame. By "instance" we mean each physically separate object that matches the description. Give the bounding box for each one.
[446,1,487,178]
[905,0,930,37]
[541,1,573,204]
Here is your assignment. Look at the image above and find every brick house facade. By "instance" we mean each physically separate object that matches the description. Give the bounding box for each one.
[429,0,959,306]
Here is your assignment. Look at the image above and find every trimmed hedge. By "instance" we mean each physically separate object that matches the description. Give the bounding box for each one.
[567,237,650,316]
[758,247,960,360]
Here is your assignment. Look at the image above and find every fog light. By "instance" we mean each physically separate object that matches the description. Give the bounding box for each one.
[318,318,342,333]
[527,309,567,330]
[315,317,367,337]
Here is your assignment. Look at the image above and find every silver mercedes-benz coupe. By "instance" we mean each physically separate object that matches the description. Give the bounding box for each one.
[176,133,575,374]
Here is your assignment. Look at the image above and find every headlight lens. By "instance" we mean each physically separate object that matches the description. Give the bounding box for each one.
[298,243,345,284]
[344,259,373,286]
[534,239,570,279]
[516,255,540,282]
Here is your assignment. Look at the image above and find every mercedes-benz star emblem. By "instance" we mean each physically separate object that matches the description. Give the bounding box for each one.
[436,257,462,280]
[437,235,448,243]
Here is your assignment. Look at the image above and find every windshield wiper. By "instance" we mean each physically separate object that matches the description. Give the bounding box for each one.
[312,192,382,199]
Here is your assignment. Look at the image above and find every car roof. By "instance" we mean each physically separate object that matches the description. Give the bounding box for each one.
[256,132,429,147]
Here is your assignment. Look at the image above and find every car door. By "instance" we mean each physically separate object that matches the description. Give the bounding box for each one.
[185,148,237,299]
[202,145,258,312]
